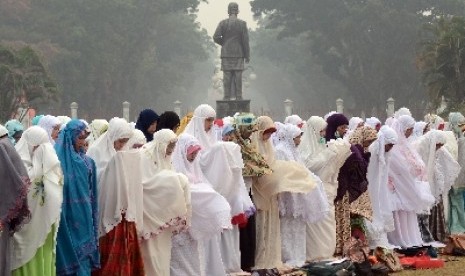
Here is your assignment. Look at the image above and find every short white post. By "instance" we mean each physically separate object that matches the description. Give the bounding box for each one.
[70,102,78,119]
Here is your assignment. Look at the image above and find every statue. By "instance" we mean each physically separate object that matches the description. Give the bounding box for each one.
[213,2,250,101]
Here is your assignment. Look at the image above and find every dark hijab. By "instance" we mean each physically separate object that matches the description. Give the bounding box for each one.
[156,111,180,132]
[0,137,30,276]
[135,109,159,142]
[325,113,349,142]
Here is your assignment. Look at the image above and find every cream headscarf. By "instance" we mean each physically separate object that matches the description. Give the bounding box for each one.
[251,116,317,210]
[98,150,190,240]
[414,130,460,202]
[251,116,277,165]
[12,126,63,269]
[87,117,133,179]
[123,129,147,150]
[142,129,177,171]
[299,116,327,161]
[87,119,109,145]
[183,104,217,149]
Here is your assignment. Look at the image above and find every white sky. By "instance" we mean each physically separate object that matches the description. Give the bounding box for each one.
[196,0,258,36]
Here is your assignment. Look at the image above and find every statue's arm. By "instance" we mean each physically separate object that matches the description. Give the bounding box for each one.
[242,22,250,61]
[213,22,224,45]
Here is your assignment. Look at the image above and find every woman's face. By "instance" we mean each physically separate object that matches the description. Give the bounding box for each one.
[74,131,89,152]
[187,150,199,162]
[51,124,61,140]
[293,133,303,147]
[172,123,180,133]
[385,143,394,152]
[147,121,157,134]
[222,133,234,142]
[114,138,130,151]
[166,141,176,156]
[262,131,272,141]
[436,143,444,151]
[404,127,414,138]
[459,123,465,133]
[336,124,348,137]
[319,128,327,138]
[13,131,23,144]
[204,117,215,132]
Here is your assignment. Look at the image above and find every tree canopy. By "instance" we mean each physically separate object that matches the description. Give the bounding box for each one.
[251,0,465,117]
[0,0,213,120]
[0,44,58,122]
[417,16,465,113]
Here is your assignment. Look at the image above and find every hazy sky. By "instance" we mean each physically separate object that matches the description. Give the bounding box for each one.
[197,0,258,36]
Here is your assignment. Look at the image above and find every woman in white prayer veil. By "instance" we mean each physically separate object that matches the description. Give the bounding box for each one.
[274,123,329,267]
[12,126,63,275]
[271,121,285,147]
[87,117,133,180]
[387,115,435,248]
[394,107,413,119]
[171,133,232,276]
[300,116,351,261]
[96,128,190,276]
[199,140,255,274]
[349,117,364,132]
[365,126,398,249]
[123,129,147,150]
[38,115,62,145]
[251,116,317,269]
[183,104,217,149]
[365,117,381,131]
[183,104,255,274]
[414,130,460,243]
[137,129,191,276]
[284,114,304,128]
[410,121,429,142]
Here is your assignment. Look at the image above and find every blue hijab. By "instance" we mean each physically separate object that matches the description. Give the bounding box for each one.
[135,109,159,142]
[31,114,44,126]
[55,120,100,275]
[5,119,24,145]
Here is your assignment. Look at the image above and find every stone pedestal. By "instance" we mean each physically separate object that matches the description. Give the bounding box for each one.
[216,99,251,118]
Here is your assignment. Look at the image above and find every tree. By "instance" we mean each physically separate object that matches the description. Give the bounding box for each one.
[0,0,213,119]
[0,44,58,122]
[251,0,465,116]
[417,16,465,111]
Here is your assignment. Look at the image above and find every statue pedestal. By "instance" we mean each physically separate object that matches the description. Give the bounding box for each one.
[216,99,250,118]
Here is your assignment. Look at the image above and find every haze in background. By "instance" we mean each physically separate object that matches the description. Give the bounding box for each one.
[197,0,258,36]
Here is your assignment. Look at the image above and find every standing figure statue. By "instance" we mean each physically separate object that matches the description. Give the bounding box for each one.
[213,2,250,101]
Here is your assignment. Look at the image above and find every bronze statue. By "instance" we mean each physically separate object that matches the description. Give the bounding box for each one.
[213,2,250,101]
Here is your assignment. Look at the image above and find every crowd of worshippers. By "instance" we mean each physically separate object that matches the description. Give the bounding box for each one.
[1,104,465,276]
